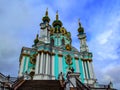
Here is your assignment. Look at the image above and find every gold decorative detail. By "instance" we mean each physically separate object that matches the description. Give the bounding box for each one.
[60,27,66,34]
[65,55,72,65]
[38,50,52,55]
[74,57,79,60]
[30,56,36,64]
[30,54,36,64]
[22,53,30,56]
[65,44,71,51]
[81,59,92,61]
[51,53,55,55]
[50,28,55,34]
[58,54,63,57]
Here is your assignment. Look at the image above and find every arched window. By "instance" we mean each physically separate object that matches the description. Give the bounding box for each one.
[62,38,65,45]
[51,39,54,46]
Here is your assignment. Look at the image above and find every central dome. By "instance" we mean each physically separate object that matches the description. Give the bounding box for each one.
[52,11,63,27]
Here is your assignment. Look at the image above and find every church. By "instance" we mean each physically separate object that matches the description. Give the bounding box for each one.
[13,9,116,90]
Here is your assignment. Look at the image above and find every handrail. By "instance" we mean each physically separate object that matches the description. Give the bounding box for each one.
[75,77,91,90]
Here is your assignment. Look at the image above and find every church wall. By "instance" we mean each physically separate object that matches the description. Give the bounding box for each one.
[75,60,80,73]
[54,53,59,79]
[72,57,76,72]
[17,10,99,87]
[58,55,63,74]
[62,55,67,78]
[78,59,84,83]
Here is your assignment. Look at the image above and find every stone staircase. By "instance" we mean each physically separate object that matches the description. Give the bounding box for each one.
[13,80,64,90]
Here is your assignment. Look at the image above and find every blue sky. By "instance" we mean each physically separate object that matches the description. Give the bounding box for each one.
[0,0,120,89]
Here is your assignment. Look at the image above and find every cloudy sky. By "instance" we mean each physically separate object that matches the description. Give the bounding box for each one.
[0,0,120,89]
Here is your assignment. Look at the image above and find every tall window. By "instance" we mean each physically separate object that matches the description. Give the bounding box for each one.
[51,39,54,46]
[62,38,65,45]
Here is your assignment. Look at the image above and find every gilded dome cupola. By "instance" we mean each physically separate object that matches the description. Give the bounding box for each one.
[52,11,63,27]
[42,8,50,23]
[78,19,84,34]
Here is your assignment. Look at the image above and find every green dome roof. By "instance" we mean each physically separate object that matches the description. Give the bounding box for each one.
[78,26,84,33]
[78,20,84,33]
[52,11,63,27]
[52,20,63,27]
[42,16,50,23]
[42,9,50,23]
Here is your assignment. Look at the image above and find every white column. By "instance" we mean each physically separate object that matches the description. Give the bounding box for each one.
[43,53,46,74]
[48,54,50,75]
[90,62,95,79]
[82,61,85,78]
[19,56,25,76]
[52,55,54,76]
[75,60,80,73]
[47,54,50,75]
[87,61,92,79]
[85,61,88,79]
[46,53,49,74]
[35,53,40,74]
[83,61,88,79]
[40,52,43,74]
[59,56,62,73]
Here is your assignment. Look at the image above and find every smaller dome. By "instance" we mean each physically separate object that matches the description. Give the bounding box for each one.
[78,19,84,34]
[42,8,50,23]
[78,26,84,33]
[42,16,50,23]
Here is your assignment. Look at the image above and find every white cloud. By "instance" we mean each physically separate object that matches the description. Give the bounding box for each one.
[97,30,113,45]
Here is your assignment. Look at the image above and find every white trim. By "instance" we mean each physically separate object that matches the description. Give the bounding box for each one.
[46,53,49,75]
[82,61,85,78]
[40,52,43,74]
[75,60,80,73]
[91,62,95,79]
[52,55,54,76]
[35,54,39,74]
[19,56,24,76]
[87,61,92,79]
[85,61,88,79]
[59,56,62,73]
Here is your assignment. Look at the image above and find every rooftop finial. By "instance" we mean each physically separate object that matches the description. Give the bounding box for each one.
[56,10,59,20]
[78,19,81,27]
[36,34,39,39]
[45,8,48,16]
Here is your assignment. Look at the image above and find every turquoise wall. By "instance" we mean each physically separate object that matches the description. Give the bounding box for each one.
[54,54,59,79]
[23,56,27,73]
[79,59,84,83]
[86,61,90,79]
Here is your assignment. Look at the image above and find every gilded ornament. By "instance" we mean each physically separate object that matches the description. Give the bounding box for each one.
[65,55,73,65]
[65,44,71,51]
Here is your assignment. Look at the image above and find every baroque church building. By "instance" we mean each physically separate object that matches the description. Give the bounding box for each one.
[14,9,116,90]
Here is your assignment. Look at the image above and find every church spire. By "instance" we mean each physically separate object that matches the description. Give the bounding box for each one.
[52,10,62,27]
[42,8,50,23]
[78,19,81,27]
[77,19,88,52]
[78,19,84,34]
[56,10,59,20]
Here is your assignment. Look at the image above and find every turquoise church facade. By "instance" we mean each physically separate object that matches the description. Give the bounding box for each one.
[18,9,96,85]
